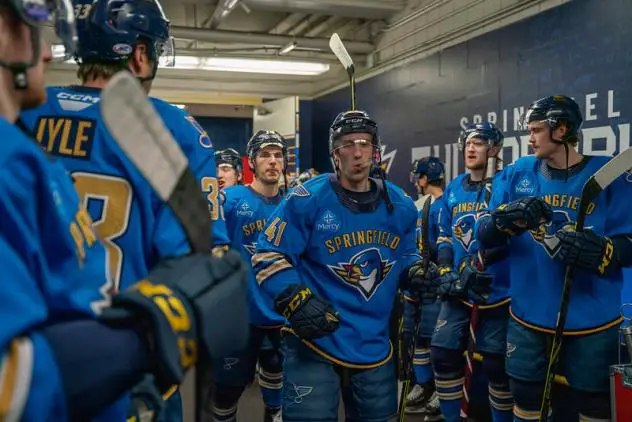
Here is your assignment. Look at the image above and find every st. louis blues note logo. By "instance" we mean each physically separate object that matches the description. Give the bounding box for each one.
[287,184,311,199]
[243,242,257,255]
[328,248,395,301]
[453,214,477,251]
[529,209,574,257]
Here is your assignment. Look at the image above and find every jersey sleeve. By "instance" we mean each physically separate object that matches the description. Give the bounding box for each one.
[475,165,514,249]
[152,200,191,259]
[252,194,312,300]
[0,234,69,422]
[166,107,230,246]
[398,201,423,271]
[436,191,453,252]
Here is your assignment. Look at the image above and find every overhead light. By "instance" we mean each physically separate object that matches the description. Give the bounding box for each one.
[224,0,239,10]
[174,104,187,109]
[164,56,330,76]
[279,41,297,55]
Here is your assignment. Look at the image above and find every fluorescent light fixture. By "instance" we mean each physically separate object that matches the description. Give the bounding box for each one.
[225,0,239,10]
[174,104,187,109]
[279,41,297,55]
[164,56,330,76]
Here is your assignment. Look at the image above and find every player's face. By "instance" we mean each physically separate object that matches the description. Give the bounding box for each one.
[463,136,489,171]
[217,165,239,189]
[528,121,557,159]
[1,17,51,110]
[254,145,284,185]
[333,132,374,183]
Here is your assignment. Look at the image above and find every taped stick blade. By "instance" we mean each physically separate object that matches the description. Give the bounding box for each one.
[329,33,354,70]
[100,71,188,203]
[592,147,632,190]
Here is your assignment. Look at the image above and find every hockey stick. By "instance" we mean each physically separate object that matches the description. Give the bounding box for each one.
[398,195,432,420]
[100,71,211,422]
[460,156,497,420]
[539,147,632,421]
[329,33,356,110]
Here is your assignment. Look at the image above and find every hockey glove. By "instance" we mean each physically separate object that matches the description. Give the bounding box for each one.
[555,226,616,276]
[491,197,552,236]
[405,260,441,304]
[100,251,249,393]
[127,374,164,422]
[437,258,492,304]
[275,284,340,340]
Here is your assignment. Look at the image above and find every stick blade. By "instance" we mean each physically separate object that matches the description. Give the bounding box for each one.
[592,147,632,190]
[329,33,354,70]
[100,71,188,203]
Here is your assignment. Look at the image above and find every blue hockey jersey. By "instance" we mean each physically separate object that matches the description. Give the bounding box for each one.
[253,174,420,366]
[437,173,510,307]
[484,155,631,333]
[20,85,229,293]
[0,117,112,421]
[222,185,285,326]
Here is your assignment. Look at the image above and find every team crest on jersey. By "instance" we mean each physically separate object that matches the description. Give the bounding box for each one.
[287,184,311,199]
[316,210,340,232]
[515,175,536,195]
[453,214,477,251]
[529,209,573,257]
[236,201,254,217]
[243,242,257,255]
[328,248,395,301]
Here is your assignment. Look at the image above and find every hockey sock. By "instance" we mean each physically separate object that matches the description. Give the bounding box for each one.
[413,346,434,384]
[434,375,464,422]
[259,367,283,410]
[212,385,244,422]
[488,382,513,422]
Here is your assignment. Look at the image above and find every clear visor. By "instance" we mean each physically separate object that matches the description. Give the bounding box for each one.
[332,138,374,153]
[23,0,78,61]
[458,131,492,151]
[157,36,176,68]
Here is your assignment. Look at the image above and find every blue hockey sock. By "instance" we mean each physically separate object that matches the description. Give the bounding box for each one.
[434,375,464,422]
[413,346,434,384]
[488,382,513,422]
[258,367,283,410]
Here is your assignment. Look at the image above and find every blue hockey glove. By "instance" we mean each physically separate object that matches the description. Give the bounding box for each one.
[100,251,249,393]
[555,227,616,276]
[405,260,441,304]
[437,266,459,299]
[275,284,340,340]
[491,197,552,236]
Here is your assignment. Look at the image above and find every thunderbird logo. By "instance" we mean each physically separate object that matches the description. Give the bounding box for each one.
[328,248,395,301]
[530,209,574,257]
[453,214,477,251]
[243,242,257,255]
[379,144,397,175]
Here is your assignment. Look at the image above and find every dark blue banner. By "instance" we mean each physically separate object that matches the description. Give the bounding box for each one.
[312,0,632,194]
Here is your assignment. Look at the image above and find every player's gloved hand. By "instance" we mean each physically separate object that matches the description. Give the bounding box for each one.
[491,197,552,236]
[555,226,616,275]
[274,284,340,340]
[438,257,492,304]
[100,251,249,393]
[405,260,441,304]
[127,375,164,422]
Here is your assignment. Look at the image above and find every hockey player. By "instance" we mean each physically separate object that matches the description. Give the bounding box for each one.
[0,0,246,420]
[216,147,243,189]
[18,0,231,420]
[210,131,288,422]
[476,95,632,421]
[403,157,446,418]
[252,110,461,421]
[431,122,512,422]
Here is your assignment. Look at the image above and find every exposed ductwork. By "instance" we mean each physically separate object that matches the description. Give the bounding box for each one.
[243,0,404,19]
[170,26,375,54]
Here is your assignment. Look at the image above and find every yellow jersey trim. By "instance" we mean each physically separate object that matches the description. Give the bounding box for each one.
[459,297,511,310]
[282,328,393,369]
[509,307,623,336]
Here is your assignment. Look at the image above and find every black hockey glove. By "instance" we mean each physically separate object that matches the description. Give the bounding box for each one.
[100,251,249,393]
[275,284,340,340]
[127,375,164,421]
[437,258,492,305]
[491,197,552,236]
[405,260,441,304]
[555,227,616,276]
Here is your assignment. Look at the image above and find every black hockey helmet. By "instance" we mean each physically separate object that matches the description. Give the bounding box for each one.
[328,110,380,156]
[457,122,504,151]
[410,156,445,185]
[520,95,583,144]
[246,130,288,171]
[215,148,243,174]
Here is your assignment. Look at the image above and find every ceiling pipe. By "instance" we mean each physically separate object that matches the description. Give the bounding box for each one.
[170,26,375,54]
[242,0,404,19]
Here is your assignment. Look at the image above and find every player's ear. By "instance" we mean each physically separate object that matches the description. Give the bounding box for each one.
[129,42,148,75]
